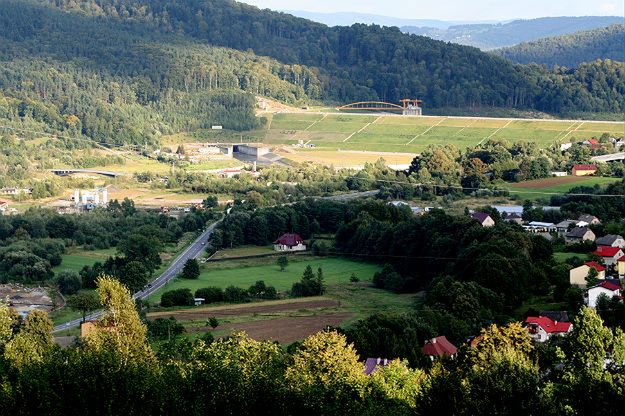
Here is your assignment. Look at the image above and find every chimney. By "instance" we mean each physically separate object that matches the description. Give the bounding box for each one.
[376,358,381,365]
[432,338,437,344]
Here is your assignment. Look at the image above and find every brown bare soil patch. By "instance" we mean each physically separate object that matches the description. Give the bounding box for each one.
[198,313,354,344]
[148,299,340,321]
[508,176,582,189]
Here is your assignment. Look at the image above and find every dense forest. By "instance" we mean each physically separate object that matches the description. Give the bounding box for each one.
[497,25,625,68]
[0,0,622,151]
[403,16,624,50]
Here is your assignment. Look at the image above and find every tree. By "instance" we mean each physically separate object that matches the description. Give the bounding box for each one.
[585,267,599,287]
[119,260,149,292]
[207,317,219,329]
[285,331,366,413]
[67,291,100,323]
[181,258,200,279]
[202,195,218,209]
[277,256,289,272]
[55,269,82,295]
[147,317,185,340]
[3,309,54,368]
[160,288,194,307]
[118,234,162,272]
[291,265,324,297]
[85,276,153,363]
[195,287,224,303]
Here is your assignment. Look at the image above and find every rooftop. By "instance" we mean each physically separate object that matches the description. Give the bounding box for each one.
[422,336,457,357]
[592,246,622,257]
[525,316,572,334]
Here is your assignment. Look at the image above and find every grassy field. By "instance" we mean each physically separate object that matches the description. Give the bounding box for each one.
[507,176,622,200]
[53,248,117,274]
[148,256,382,302]
[261,113,624,154]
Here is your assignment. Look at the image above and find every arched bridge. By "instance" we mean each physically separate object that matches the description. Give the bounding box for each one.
[50,169,125,178]
[336,101,405,112]
[591,152,625,163]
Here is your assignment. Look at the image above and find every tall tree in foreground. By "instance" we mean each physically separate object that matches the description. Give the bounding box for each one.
[84,276,153,364]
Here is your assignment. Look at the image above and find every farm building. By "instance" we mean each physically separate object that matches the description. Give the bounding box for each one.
[571,164,597,176]
[273,233,307,252]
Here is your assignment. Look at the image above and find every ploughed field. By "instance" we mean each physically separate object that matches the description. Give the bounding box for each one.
[263,113,625,153]
[507,176,622,200]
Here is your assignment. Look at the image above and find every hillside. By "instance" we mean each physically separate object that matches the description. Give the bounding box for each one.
[403,16,624,50]
[496,24,625,68]
[0,0,624,149]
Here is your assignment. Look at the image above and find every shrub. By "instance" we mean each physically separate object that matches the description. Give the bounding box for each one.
[55,270,82,295]
[224,286,250,303]
[195,287,224,303]
[161,288,194,307]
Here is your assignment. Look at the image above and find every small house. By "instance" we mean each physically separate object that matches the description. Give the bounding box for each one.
[0,200,8,214]
[525,316,572,342]
[364,357,392,375]
[618,255,625,277]
[572,164,597,176]
[569,262,606,287]
[273,233,307,252]
[503,213,523,225]
[596,234,625,248]
[556,220,577,235]
[194,298,205,306]
[565,227,595,244]
[587,280,622,308]
[578,214,601,226]
[471,212,495,227]
[591,246,624,267]
[422,336,457,359]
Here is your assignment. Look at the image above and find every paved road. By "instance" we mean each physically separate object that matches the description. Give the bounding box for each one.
[52,189,379,333]
[53,222,220,332]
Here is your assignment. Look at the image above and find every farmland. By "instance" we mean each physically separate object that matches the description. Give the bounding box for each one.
[148,256,382,301]
[262,112,625,154]
[507,176,622,200]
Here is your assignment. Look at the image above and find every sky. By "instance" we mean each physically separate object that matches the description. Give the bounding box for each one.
[239,0,625,21]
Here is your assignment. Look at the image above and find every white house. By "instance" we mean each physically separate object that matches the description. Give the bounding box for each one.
[587,280,622,308]
[273,233,307,252]
[525,316,572,343]
[595,234,625,249]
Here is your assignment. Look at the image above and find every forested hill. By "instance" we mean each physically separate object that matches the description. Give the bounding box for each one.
[496,25,625,68]
[1,0,624,147]
[402,16,624,50]
[23,0,625,114]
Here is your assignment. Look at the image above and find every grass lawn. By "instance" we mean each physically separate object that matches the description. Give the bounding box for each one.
[210,245,276,259]
[553,252,576,264]
[148,256,382,302]
[53,248,117,274]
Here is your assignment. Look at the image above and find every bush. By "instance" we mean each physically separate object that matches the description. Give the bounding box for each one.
[195,287,224,303]
[161,288,194,307]
[248,280,279,300]
[291,265,324,297]
[372,264,405,293]
[55,270,82,295]
[224,286,250,303]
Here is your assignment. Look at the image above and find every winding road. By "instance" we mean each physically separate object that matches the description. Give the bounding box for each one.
[53,222,220,332]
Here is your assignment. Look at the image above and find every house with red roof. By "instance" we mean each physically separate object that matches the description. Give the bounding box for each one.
[422,336,457,359]
[273,233,306,252]
[572,164,597,176]
[0,199,8,214]
[587,280,622,308]
[592,246,624,267]
[525,316,572,342]
[569,261,606,287]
